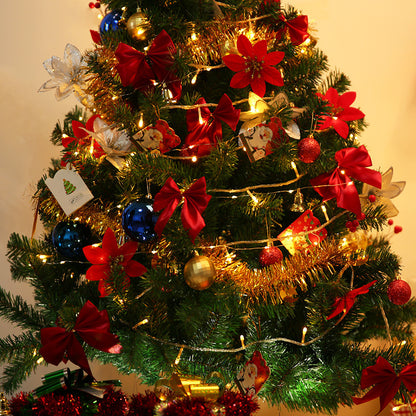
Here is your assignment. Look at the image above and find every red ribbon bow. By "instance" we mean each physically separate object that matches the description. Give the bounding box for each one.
[115,30,182,100]
[184,94,240,156]
[153,177,212,242]
[353,357,416,414]
[39,301,121,377]
[326,280,376,320]
[279,14,309,46]
[310,145,381,216]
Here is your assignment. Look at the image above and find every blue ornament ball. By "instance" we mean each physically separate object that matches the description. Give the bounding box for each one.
[99,10,123,35]
[122,200,158,243]
[52,221,92,259]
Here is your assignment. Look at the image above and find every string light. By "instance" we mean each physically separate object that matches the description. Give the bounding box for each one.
[240,335,246,349]
[198,107,204,124]
[291,161,300,178]
[321,205,329,222]
[191,156,198,162]
[174,347,184,365]
[132,318,149,330]
[138,114,144,129]
[247,189,258,205]
[301,327,308,344]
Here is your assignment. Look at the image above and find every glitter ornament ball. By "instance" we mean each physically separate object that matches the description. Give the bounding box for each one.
[99,10,123,35]
[126,11,150,41]
[259,246,284,267]
[184,256,216,290]
[387,280,412,305]
[297,136,321,163]
[52,221,92,259]
[122,200,158,243]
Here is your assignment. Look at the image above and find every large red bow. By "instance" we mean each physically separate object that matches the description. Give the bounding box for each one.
[326,280,376,320]
[115,30,181,100]
[184,94,240,156]
[278,14,309,46]
[310,145,381,216]
[39,301,121,377]
[353,357,416,414]
[153,177,212,242]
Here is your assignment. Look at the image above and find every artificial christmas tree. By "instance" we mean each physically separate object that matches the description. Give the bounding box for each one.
[1,1,416,415]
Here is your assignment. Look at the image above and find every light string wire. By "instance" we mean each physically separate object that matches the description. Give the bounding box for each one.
[143,310,348,353]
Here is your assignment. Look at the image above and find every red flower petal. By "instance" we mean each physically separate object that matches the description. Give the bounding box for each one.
[118,240,139,263]
[86,264,111,281]
[72,120,88,139]
[339,107,365,122]
[62,136,76,148]
[83,246,111,265]
[222,54,245,72]
[332,118,350,138]
[317,115,333,130]
[323,87,339,105]
[237,35,254,58]
[230,71,251,89]
[86,114,101,132]
[261,66,284,87]
[250,76,266,98]
[338,91,356,108]
[264,51,285,66]
[125,260,147,277]
[101,228,119,254]
[252,40,268,60]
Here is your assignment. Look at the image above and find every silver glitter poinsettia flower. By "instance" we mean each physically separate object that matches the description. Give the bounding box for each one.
[90,117,132,170]
[359,167,405,217]
[39,44,91,104]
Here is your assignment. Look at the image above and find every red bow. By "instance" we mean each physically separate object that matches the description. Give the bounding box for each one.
[327,280,376,320]
[184,94,240,156]
[153,177,212,242]
[115,30,182,100]
[353,357,416,414]
[310,145,381,216]
[39,301,121,377]
[278,14,309,46]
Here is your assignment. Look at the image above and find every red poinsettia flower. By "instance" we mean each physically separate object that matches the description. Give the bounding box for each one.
[223,35,285,98]
[61,115,106,166]
[83,228,147,297]
[316,88,365,139]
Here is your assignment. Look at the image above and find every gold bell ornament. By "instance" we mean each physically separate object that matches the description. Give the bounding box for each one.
[126,9,150,41]
[290,189,306,212]
[184,255,216,290]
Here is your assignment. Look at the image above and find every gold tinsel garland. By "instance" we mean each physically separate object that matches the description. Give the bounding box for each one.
[204,238,354,305]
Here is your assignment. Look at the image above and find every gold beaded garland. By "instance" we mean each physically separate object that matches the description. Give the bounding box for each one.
[184,256,216,290]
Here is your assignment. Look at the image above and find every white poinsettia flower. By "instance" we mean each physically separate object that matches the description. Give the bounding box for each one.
[90,118,132,170]
[239,92,304,138]
[359,167,406,217]
[39,44,91,104]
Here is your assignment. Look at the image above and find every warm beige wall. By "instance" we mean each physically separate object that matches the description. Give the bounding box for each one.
[1,1,415,415]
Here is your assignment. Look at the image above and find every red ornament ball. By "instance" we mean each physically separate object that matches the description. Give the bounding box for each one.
[88,2,95,8]
[387,280,412,305]
[368,194,376,203]
[259,246,283,267]
[297,136,320,163]
[388,219,394,226]
[394,225,403,234]
[95,2,101,8]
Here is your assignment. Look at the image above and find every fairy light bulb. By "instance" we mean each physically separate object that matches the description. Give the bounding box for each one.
[191,73,198,84]
[174,347,184,365]
[291,161,299,177]
[247,189,258,205]
[301,327,308,344]
[191,31,197,41]
[240,335,246,349]
[198,107,204,125]
[321,205,329,222]
[138,114,144,129]
[191,156,198,163]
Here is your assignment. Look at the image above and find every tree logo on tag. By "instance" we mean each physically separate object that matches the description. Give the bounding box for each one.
[45,168,94,216]
[63,179,76,195]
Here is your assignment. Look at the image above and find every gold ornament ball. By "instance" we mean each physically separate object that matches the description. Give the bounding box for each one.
[126,11,150,41]
[184,256,216,290]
